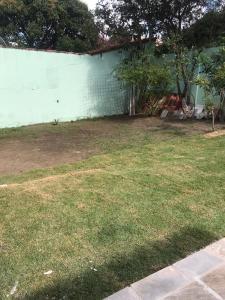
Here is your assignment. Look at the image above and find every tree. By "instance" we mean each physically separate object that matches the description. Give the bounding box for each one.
[116,49,173,116]
[96,0,223,107]
[95,0,154,40]
[183,8,225,48]
[95,0,209,41]
[153,1,223,102]
[156,35,202,102]
[0,0,98,52]
[195,48,225,122]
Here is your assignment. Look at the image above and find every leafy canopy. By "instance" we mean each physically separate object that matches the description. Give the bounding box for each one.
[95,0,209,40]
[184,6,225,48]
[196,48,225,95]
[116,49,173,99]
[194,47,225,121]
[116,49,173,115]
[0,0,98,52]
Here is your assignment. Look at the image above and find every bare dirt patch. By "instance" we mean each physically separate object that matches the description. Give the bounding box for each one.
[0,116,224,176]
[204,130,225,138]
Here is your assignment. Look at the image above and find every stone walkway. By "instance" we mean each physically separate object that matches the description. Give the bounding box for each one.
[105,238,225,300]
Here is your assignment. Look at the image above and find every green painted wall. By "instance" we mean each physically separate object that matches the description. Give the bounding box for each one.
[0,45,221,128]
[0,48,129,128]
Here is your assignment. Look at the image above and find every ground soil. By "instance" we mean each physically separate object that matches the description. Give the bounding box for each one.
[0,116,224,176]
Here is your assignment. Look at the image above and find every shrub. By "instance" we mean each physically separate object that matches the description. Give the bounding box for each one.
[116,50,173,115]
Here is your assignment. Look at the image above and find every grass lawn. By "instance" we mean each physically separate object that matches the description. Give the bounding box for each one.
[0,117,225,299]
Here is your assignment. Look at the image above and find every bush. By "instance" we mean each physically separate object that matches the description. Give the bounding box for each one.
[116,50,173,115]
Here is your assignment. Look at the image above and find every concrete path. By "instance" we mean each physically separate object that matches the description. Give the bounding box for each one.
[105,238,225,300]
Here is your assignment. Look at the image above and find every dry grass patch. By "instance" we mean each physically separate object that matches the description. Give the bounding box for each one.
[204,130,225,138]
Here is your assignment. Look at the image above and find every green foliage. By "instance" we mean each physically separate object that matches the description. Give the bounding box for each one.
[0,0,98,52]
[157,34,202,101]
[197,47,225,96]
[194,75,211,94]
[95,0,208,40]
[183,8,225,48]
[212,63,225,91]
[195,47,225,121]
[205,98,215,111]
[116,51,173,113]
[116,50,174,115]
[194,61,218,129]
[117,62,172,94]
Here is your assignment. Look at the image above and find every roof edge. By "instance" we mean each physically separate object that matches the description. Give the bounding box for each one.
[0,38,153,56]
[88,38,153,55]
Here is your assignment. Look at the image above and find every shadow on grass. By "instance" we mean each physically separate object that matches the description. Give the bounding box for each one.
[27,226,218,300]
[154,125,187,136]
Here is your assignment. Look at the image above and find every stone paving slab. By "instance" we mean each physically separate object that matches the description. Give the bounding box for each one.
[164,282,218,300]
[205,238,225,260]
[104,238,225,300]
[105,287,140,300]
[131,266,191,300]
[173,250,223,277]
[202,266,225,299]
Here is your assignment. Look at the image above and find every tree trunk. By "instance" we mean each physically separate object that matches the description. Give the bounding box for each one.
[219,90,225,122]
[176,75,181,97]
[183,82,188,98]
[175,52,182,97]
[129,85,136,116]
[212,108,215,131]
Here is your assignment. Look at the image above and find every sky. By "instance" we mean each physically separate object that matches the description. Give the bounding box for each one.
[83,0,223,11]
[82,0,97,9]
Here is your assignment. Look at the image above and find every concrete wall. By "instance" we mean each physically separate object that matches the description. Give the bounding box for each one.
[0,48,129,128]
[0,45,221,128]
